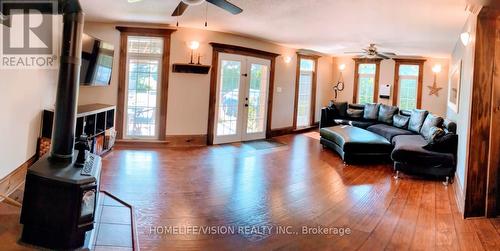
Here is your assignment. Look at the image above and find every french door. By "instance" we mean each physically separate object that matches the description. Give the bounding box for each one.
[213,53,271,144]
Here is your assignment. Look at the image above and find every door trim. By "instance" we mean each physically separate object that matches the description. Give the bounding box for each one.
[115,26,175,140]
[207,43,280,145]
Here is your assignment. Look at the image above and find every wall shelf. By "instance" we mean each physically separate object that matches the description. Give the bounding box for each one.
[172,63,211,74]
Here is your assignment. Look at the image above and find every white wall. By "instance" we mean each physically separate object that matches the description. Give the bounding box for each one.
[331,56,450,116]
[446,13,478,195]
[79,22,334,135]
[0,70,58,179]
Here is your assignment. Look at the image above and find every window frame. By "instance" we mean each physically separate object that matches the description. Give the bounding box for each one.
[293,53,319,130]
[392,59,426,109]
[352,58,382,104]
[124,36,164,139]
[115,26,175,140]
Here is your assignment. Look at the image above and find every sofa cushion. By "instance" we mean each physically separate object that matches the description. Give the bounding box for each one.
[393,114,410,129]
[378,104,399,124]
[334,119,376,129]
[363,103,380,120]
[391,135,455,166]
[423,133,458,154]
[349,104,365,110]
[320,125,392,153]
[420,114,444,140]
[366,124,414,142]
[408,109,429,133]
[346,109,363,118]
[327,101,348,117]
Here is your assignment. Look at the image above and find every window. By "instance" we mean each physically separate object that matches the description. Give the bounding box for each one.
[116,27,174,141]
[353,59,381,104]
[393,59,425,110]
[294,55,318,129]
[125,36,164,139]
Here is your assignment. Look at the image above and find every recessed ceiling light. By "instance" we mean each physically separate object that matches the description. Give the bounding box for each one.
[128,0,143,3]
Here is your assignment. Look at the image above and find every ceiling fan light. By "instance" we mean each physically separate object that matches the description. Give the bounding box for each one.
[182,0,205,6]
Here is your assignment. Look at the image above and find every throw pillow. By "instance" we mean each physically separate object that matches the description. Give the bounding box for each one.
[378,104,399,124]
[393,114,410,129]
[363,103,380,120]
[408,109,428,133]
[423,132,458,153]
[420,114,444,140]
[346,108,363,118]
[426,126,445,142]
[327,101,348,117]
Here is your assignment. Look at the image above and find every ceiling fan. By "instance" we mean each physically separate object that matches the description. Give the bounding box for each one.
[344,44,396,59]
[172,0,243,16]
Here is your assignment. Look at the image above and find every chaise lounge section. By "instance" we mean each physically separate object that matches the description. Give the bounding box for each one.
[320,102,458,184]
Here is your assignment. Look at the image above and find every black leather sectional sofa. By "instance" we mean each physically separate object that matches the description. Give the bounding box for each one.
[319,102,458,184]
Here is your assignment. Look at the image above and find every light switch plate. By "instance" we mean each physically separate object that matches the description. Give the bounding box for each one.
[276,87,282,93]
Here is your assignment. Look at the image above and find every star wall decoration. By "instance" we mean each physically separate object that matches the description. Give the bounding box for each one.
[427,81,442,96]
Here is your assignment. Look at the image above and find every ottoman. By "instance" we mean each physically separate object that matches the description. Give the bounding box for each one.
[320,125,393,163]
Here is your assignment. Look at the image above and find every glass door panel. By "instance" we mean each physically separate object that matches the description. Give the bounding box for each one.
[126,58,160,138]
[216,60,242,137]
[243,58,270,141]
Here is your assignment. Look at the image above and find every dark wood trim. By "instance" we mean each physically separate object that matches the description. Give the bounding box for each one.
[270,126,294,137]
[209,42,280,59]
[207,43,279,145]
[392,58,426,108]
[0,155,37,202]
[464,8,499,218]
[115,26,176,36]
[116,33,127,140]
[352,58,382,104]
[115,27,175,140]
[293,53,319,129]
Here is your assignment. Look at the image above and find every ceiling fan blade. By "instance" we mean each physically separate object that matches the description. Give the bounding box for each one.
[344,51,364,54]
[171,1,189,16]
[206,0,243,14]
[380,52,397,56]
[376,53,390,59]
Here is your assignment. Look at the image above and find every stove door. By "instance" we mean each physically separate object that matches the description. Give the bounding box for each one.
[78,183,98,229]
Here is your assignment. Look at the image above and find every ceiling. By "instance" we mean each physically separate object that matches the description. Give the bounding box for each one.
[81,0,470,58]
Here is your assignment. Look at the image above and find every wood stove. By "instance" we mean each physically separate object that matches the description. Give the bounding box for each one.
[0,0,102,249]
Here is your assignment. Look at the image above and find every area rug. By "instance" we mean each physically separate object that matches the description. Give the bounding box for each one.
[243,139,286,150]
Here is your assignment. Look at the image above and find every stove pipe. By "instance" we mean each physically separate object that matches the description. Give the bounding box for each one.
[50,0,84,160]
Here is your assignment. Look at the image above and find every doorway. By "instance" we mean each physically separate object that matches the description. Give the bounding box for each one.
[213,53,271,144]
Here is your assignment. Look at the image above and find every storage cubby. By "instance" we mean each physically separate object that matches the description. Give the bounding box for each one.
[41,104,116,156]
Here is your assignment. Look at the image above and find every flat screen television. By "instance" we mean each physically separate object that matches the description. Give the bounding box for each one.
[80,33,114,86]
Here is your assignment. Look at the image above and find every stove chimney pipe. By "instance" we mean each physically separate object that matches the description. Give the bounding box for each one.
[50,0,84,160]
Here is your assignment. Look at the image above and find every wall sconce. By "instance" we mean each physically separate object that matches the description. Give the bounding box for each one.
[427,64,443,97]
[460,32,470,46]
[283,56,292,64]
[333,63,346,101]
[188,41,200,64]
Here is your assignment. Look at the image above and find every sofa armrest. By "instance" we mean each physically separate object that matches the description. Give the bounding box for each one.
[320,107,337,128]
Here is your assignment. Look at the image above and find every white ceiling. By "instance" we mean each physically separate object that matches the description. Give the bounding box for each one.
[81,0,470,58]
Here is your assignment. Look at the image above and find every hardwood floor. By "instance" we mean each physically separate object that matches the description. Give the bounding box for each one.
[97,132,500,250]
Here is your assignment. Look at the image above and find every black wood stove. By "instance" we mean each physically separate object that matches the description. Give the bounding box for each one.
[1,0,102,249]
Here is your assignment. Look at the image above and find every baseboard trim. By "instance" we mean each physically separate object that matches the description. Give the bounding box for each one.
[270,127,294,137]
[453,173,465,216]
[116,135,207,148]
[165,134,207,147]
[0,155,37,202]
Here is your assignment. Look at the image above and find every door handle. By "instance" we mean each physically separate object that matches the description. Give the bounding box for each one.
[242,73,248,77]
[244,104,249,107]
